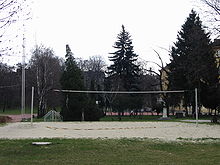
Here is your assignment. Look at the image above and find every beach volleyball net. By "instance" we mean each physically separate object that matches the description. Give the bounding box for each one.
[53,89,198,118]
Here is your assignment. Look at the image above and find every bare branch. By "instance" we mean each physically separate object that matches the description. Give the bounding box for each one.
[199,0,220,36]
[145,60,162,70]
[152,49,164,68]
[145,69,160,77]
[201,0,220,15]
[0,0,32,56]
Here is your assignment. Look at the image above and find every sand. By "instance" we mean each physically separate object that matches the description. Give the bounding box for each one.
[0,122,220,141]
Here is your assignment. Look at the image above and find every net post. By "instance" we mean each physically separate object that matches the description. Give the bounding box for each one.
[31,87,34,125]
[81,110,85,121]
[195,88,198,127]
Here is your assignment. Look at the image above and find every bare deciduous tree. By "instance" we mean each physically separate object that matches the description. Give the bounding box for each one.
[87,56,106,72]
[199,0,220,36]
[76,55,106,72]
[30,45,62,117]
[0,0,31,56]
[0,0,20,28]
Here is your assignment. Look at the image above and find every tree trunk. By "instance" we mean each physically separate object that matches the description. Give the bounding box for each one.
[37,93,47,118]
[118,111,121,121]
[186,108,189,117]
[2,101,6,113]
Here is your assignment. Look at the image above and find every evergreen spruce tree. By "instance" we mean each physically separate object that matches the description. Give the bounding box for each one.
[60,44,86,121]
[107,25,142,114]
[60,45,104,121]
[168,10,219,112]
[108,25,140,90]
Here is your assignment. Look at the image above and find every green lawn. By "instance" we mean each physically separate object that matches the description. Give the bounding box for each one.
[0,108,214,123]
[0,107,61,115]
[0,138,220,165]
[100,115,161,121]
[0,108,22,115]
[0,108,38,115]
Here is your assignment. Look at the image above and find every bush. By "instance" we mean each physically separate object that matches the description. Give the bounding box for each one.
[84,102,105,121]
[61,98,105,121]
[152,103,163,115]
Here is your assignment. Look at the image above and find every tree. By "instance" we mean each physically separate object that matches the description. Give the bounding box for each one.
[30,45,62,117]
[84,79,105,121]
[60,45,85,121]
[78,56,106,115]
[0,63,20,111]
[168,10,219,114]
[107,25,142,115]
[76,55,106,92]
[60,45,104,121]
[0,0,22,29]
[201,83,220,115]
[199,0,220,36]
[0,0,30,56]
[135,58,161,114]
[77,55,106,72]
[108,25,140,91]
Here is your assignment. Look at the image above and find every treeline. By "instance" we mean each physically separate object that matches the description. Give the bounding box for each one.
[0,43,158,119]
[0,10,219,120]
[0,46,63,115]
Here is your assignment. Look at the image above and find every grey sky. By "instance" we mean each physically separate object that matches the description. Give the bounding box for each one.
[3,0,197,70]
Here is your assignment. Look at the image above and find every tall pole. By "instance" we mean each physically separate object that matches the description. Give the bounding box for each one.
[195,88,198,127]
[21,11,26,119]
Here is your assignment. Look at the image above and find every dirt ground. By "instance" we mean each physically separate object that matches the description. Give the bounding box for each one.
[0,116,12,123]
[0,121,220,141]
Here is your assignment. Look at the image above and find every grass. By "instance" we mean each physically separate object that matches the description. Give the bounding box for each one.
[0,123,6,127]
[0,108,214,124]
[0,107,61,115]
[0,138,220,165]
[100,115,161,121]
[0,109,22,115]
[0,108,38,115]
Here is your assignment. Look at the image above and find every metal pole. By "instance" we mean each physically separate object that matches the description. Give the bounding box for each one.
[81,110,85,121]
[31,87,34,125]
[21,33,26,119]
[195,88,198,127]
[21,7,26,119]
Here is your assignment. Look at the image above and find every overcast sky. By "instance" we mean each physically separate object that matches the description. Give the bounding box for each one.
[4,0,198,70]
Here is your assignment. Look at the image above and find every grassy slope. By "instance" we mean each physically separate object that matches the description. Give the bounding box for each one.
[0,138,220,165]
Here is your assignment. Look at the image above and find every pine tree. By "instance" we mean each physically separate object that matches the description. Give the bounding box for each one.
[60,45,86,121]
[60,45,104,121]
[107,25,142,115]
[168,10,219,112]
[108,25,139,90]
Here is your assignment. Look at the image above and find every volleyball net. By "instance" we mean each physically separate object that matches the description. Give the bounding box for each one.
[53,88,199,124]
